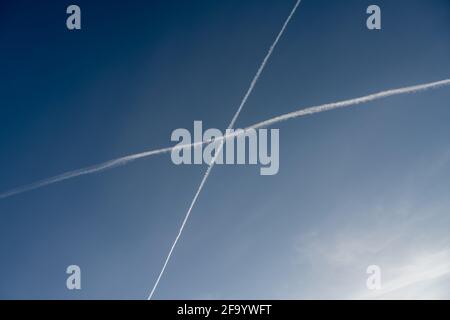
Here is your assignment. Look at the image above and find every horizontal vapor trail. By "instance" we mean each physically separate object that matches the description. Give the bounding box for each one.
[0,146,170,200]
[1,78,449,200]
[248,78,450,130]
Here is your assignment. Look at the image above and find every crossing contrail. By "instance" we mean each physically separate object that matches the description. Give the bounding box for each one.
[147,0,303,300]
[0,78,449,201]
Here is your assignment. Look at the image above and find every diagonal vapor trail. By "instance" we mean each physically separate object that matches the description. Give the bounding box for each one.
[147,0,303,300]
[1,78,449,201]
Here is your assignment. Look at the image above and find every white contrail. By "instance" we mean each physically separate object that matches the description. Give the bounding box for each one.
[147,0,303,300]
[1,78,449,201]
[0,146,172,200]
[249,78,450,130]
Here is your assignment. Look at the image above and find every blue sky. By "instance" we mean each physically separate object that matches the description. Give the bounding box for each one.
[0,0,450,299]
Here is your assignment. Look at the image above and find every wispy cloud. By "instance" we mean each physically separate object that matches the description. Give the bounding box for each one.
[359,250,450,299]
[293,200,450,299]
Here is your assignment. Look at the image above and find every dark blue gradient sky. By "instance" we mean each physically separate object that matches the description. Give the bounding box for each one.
[0,0,450,299]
